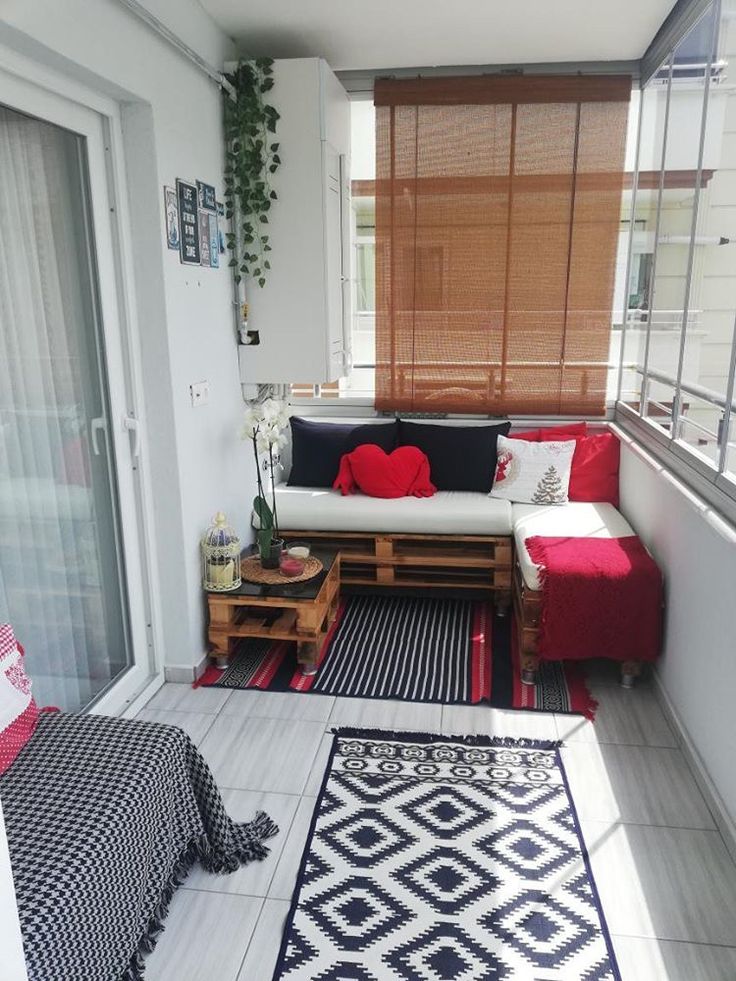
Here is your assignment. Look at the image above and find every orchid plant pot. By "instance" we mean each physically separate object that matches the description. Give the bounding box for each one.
[241,398,289,571]
[259,537,284,569]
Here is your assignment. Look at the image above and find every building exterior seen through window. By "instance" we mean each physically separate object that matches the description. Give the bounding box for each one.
[618,0,736,490]
[293,0,736,500]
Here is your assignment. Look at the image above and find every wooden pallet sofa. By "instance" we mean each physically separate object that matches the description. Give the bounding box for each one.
[275,497,655,689]
[276,484,514,606]
[266,419,661,687]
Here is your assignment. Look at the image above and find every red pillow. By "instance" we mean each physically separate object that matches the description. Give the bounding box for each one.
[568,433,620,506]
[508,429,541,441]
[334,444,436,498]
[0,626,39,776]
[539,422,588,440]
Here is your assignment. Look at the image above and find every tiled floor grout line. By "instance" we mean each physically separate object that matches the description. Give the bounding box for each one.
[196,712,219,747]
[210,798,722,837]
[258,795,307,899]
[217,786,305,798]
[143,708,223,717]
[566,735,718,832]
[217,786,319,799]
[611,931,736,951]
[670,728,733,858]
[556,734,681,749]
[145,704,687,748]
[231,894,265,981]
[580,818,726,835]
[180,878,291,902]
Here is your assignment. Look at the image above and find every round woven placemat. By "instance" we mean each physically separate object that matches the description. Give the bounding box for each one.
[241,554,323,585]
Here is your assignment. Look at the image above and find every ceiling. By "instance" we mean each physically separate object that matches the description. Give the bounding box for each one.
[198,0,678,72]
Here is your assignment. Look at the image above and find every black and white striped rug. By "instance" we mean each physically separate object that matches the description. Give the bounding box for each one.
[196,594,596,714]
[295,595,489,702]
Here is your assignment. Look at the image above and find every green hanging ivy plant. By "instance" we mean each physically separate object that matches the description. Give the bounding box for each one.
[223,58,281,288]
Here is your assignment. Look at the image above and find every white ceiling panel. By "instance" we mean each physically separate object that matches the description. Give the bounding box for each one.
[198,0,677,71]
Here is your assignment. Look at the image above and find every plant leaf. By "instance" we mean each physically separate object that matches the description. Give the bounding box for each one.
[253,496,273,529]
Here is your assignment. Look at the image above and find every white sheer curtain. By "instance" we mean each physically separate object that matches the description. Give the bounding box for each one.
[0,106,126,711]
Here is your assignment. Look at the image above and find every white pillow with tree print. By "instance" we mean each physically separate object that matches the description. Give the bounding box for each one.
[489,435,576,505]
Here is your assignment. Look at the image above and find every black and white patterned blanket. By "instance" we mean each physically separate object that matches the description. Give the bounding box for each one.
[0,711,278,981]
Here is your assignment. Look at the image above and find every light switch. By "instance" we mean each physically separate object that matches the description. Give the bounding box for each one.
[190,381,209,406]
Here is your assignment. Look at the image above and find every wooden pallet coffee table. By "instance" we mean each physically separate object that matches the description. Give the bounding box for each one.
[205,547,340,675]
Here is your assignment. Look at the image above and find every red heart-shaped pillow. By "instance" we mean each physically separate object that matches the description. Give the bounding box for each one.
[333,444,436,498]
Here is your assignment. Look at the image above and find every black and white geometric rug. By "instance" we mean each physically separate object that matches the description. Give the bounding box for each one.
[273,729,620,980]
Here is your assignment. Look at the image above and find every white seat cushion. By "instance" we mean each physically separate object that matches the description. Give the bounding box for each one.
[512,502,635,590]
[269,485,513,536]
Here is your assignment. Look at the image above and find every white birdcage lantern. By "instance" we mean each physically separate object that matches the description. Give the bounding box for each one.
[201,512,241,591]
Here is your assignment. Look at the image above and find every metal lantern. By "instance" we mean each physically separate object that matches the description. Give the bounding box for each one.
[201,512,241,591]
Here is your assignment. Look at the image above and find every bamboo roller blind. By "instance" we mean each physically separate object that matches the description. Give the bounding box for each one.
[374,74,631,415]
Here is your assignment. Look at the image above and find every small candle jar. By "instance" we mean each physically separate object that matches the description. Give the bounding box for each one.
[279,553,304,577]
[286,543,310,562]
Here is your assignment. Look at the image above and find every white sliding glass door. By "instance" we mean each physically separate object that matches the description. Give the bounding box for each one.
[0,72,154,712]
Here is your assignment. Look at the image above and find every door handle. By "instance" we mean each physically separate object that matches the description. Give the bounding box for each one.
[122,414,141,458]
[90,416,106,456]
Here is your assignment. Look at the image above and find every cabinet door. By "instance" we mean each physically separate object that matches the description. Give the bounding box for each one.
[323,142,346,381]
[339,152,352,373]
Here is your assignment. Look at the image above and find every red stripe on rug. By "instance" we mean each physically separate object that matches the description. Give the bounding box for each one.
[511,633,537,711]
[193,663,224,689]
[510,619,598,719]
[251,641,289,689]
[470,603,492,704]
[289,600,347,693]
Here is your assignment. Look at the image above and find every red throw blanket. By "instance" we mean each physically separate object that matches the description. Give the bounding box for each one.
[525,535,662,663]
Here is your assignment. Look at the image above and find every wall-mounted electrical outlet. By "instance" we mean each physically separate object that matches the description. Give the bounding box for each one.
[190,381,209,406]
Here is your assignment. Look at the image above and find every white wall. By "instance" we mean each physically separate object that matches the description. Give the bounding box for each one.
[619,435,736,831]
[0,0,256,676]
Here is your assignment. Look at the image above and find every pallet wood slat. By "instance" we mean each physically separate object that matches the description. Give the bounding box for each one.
[513,560,542,656]
[340,551,504,569]
[283,529,507,544]
[281,529,513,600]
[210,624,302,642]
[269,609,298,634]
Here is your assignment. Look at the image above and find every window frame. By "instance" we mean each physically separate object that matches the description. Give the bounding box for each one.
[614,0,736,516]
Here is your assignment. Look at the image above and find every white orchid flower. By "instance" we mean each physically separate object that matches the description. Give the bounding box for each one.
[260,398,279,422]
[264,423,285,448]
[240,407,261,440]
[241,399,288,446]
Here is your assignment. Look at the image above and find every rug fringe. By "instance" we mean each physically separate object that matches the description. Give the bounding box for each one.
[120,812,278,980]
[331,727,562,750]
[562,663,600,721]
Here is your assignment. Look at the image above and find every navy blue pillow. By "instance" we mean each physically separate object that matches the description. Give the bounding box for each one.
[398,420,511,492]
[288,417,398,487]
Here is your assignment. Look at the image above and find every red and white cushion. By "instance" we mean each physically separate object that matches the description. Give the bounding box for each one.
[490,435,576,505]
[0,625,39,775]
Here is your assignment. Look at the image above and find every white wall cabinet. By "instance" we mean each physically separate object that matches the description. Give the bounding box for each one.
[238,58,351,386]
